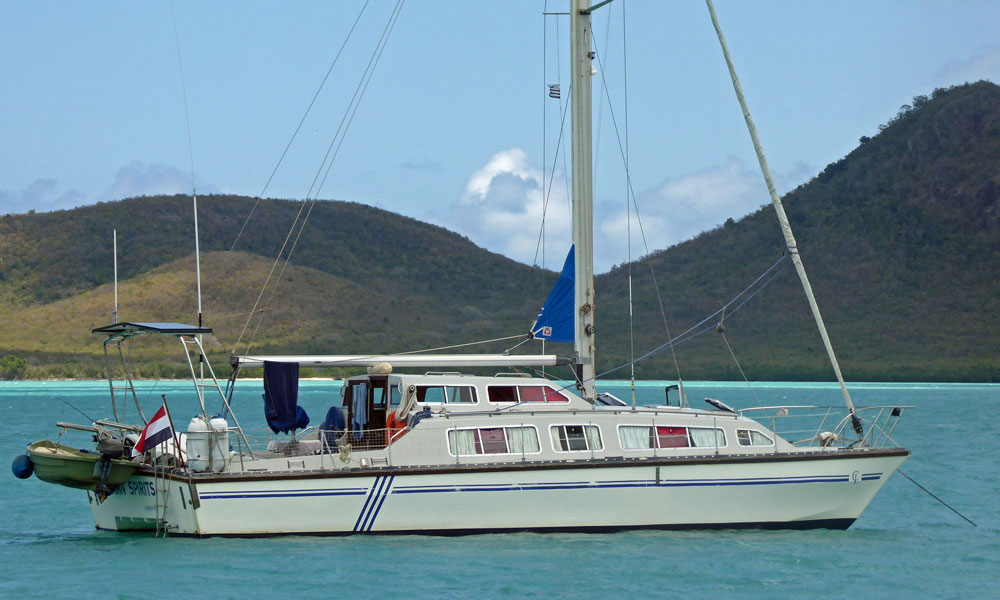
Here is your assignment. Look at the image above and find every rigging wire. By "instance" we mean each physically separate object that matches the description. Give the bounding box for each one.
[169,2,197,206]
[497,255,789,410]
[222,0,372,268]
[596,253,791,380]
[592,6,614,193]
[170,1,205,386]
[621,0,637,408]
[541,0,548,277]
[555,14,571,216]
[315,1,403,199]
[716,309,762,405]
[589,34,689,405]
[532,82,572,268]
[240,0,405,353]
[532,11,573,269]
[396,333,526,356]
[897,469,978,527]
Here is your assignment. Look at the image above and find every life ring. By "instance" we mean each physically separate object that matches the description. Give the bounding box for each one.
[385,412,407,445]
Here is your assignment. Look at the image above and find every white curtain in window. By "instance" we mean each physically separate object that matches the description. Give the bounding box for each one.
[507,427,539,453]
[449,429,477,455]
[551,426,568,452]
[619,426,651,449]
[585,426,602,451]
[690,428,724,448]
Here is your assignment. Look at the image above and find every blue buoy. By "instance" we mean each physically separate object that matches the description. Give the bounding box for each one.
[12,454,33,479]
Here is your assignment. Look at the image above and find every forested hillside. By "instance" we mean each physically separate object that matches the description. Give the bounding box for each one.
[1,82,997,381]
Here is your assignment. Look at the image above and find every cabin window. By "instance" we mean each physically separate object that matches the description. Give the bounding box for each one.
[619,425,725,450]
[656,426,689,448]
[389,386,401,407]
[487,385,568,403]
[689,427,727,448]
[551,425,602,452]
[736,429,773,447]
[417,385,477,404]
[487,386,518,403]
[372,385,386,407]
[520,385,569,403]
[448,426,540,456]
[447,386,476,403]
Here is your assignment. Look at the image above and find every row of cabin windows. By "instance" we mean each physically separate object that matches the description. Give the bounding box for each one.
[448,426,541,456]
[447,425,599,456]
[446,424,771,456]
[618,425,727,450]
[416,384,569,405]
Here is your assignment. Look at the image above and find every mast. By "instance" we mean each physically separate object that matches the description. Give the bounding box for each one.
[570,0,597,401]
[705,0,862,434]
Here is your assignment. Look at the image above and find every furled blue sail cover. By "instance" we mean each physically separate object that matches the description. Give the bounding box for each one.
[263,360,309,434]
[531,245,575,343]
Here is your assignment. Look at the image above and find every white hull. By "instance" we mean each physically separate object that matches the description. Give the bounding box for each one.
[90,449,907,536]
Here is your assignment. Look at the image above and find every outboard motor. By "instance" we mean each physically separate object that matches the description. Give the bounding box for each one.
[94,435,126,496]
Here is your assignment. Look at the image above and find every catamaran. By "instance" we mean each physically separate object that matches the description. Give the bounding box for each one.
[12,1,908,536]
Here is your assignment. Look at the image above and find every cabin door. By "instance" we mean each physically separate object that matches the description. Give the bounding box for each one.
[368,377,388,435]
[345,377,388,449]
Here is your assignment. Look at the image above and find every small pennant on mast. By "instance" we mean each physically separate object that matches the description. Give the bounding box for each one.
[548,84,561,99]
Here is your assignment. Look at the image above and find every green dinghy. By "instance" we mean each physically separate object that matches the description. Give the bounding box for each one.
[27,440,138,491]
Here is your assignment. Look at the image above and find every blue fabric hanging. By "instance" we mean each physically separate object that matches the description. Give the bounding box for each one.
[321,406,345,446]
[531,245,575,343]
[263,361,309,434]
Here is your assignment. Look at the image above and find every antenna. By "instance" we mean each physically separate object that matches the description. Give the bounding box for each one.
[112,229,119,324]
[171,1,204,377]
[193,196,202,329]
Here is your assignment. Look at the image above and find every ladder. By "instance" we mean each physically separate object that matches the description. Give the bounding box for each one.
[153,461,171,537]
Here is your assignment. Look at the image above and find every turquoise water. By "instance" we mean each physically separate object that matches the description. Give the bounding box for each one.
[3,380,997,598]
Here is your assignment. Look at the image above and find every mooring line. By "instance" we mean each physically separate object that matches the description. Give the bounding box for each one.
[898,469,977,527]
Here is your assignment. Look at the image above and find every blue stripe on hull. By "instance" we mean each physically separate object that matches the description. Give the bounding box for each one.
[353,476,383,532]
[198,472,884,501]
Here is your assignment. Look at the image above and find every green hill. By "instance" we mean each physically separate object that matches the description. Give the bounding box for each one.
[597,81,1000,382]
[1,82,997,381]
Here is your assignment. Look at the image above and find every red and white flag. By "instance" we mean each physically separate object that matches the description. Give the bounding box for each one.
[132,404,174,457]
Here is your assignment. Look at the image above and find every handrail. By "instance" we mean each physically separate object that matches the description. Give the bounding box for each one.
[738,405,821,413]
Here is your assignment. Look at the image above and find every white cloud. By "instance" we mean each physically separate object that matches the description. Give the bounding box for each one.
[442,150,816,274]
[935,46,1000,87]
[0,162,220,216]
[444,148,572,267]
[0,178,87,215]
[104,161,218,201]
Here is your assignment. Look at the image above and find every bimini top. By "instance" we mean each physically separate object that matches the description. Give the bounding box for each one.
[92,322,213,337]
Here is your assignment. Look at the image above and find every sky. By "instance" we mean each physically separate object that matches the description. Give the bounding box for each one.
[2,1,998,273]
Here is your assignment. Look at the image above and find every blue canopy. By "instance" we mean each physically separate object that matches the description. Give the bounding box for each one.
[531,245,575,343]
[92,322,213,337]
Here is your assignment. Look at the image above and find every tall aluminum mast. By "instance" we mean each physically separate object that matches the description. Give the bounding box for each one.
[570,0,597,400]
